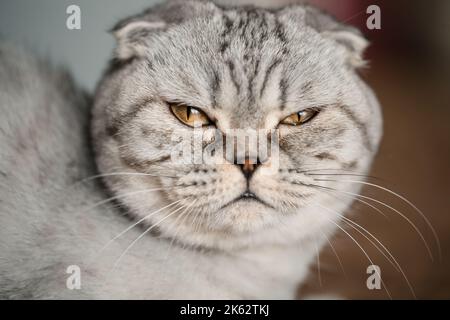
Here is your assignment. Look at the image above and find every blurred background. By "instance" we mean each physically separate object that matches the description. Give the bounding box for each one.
[1,0,449,299]
[301,0,450,299]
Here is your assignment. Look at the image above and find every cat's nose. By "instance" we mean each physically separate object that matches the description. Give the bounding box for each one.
[238,158,261,180]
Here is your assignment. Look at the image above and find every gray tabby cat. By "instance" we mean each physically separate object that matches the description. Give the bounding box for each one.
[0,0,382,299]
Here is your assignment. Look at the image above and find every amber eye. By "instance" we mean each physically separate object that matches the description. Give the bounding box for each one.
[170,104,212,127]
[280,108,319,126]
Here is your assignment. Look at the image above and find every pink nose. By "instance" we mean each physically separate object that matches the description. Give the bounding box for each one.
[239,158,260,180]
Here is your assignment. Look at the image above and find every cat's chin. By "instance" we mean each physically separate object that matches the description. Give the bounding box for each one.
[219,192,275,211]
[212,198,281,234]
[161,197,323,251]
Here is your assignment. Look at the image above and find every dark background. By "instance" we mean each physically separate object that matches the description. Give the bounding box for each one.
[300,0,450,299]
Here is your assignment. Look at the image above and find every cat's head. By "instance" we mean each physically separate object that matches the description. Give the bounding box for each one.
[92,0,382,250]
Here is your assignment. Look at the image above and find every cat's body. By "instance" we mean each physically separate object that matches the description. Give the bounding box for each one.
[0,43,308,299]
[0,0,382,299]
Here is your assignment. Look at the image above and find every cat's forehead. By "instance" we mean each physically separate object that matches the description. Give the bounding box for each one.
[138,6,347,127]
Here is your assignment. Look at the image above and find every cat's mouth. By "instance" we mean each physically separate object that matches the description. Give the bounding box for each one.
[220,190,274,210]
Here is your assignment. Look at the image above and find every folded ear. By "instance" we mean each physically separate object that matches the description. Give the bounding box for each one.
[306,6,369,68]
[303,5,369,68]
[112,19,166,60]
[111,0,219,60]
[321,27,369,68]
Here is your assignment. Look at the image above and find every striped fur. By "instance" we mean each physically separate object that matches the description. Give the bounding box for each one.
[93,0,382,251]
[0,0,382,299]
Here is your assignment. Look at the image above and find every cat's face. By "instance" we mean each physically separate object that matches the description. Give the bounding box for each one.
[92,1,382,250]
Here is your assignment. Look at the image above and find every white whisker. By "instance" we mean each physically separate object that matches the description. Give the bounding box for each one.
[319,186,388,219]
[316,178,441,260]
[315,241,322,287]
[307,182,434,261]
[313,203,392,299]
[341,216,416,299]
[318,196,415,298]
[99,199,182,254]
[316,193,417,298]
[75,172,177,185]
[111,201,194,271]
[163,201,198,261]
[320,230,347,278]
[81,187,175,213]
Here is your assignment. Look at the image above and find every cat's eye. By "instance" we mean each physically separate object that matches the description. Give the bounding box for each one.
[280,108,319,126]
[170,104,212,127]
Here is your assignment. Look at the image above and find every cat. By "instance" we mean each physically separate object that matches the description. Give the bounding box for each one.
[0,0,382,299]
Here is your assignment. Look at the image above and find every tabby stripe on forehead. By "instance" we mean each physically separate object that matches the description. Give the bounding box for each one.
[238,11,252,37]
[247,13,269,104]
[210,70,221,109]
[259,59,281,100]
[274,17,287,48]
[279,76,288,110]
[226,60,240,95]
[259,15,269,44]
[220,14,233,54]
[340,105,373,151]
[247,58,261,105]
[275,17,289,110]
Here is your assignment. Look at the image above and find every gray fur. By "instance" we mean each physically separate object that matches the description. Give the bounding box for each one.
[0,0,382,299]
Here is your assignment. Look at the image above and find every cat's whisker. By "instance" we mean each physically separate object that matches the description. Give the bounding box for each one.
[340,216,398,272]
[75,172,178,185]
[288,165,349,173]
[306,173,383,180]
[111,201,194,272]
[81,187,177,214]
[318,186,389,219]
[314,241,322,287]
[315,178,441,261]
[163,202,197,262]
[340,215,417,299]
[300,182,392,282]
[286,198,299,211]
[320,230,347,278]
[317,194,415,296]
[182,204,208,285]
[312,203,392,300]
[294,167,382,180]
[98,199,183,255]
[191,204,204,235]
[144,163,192,177]
[309,182,435,262]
